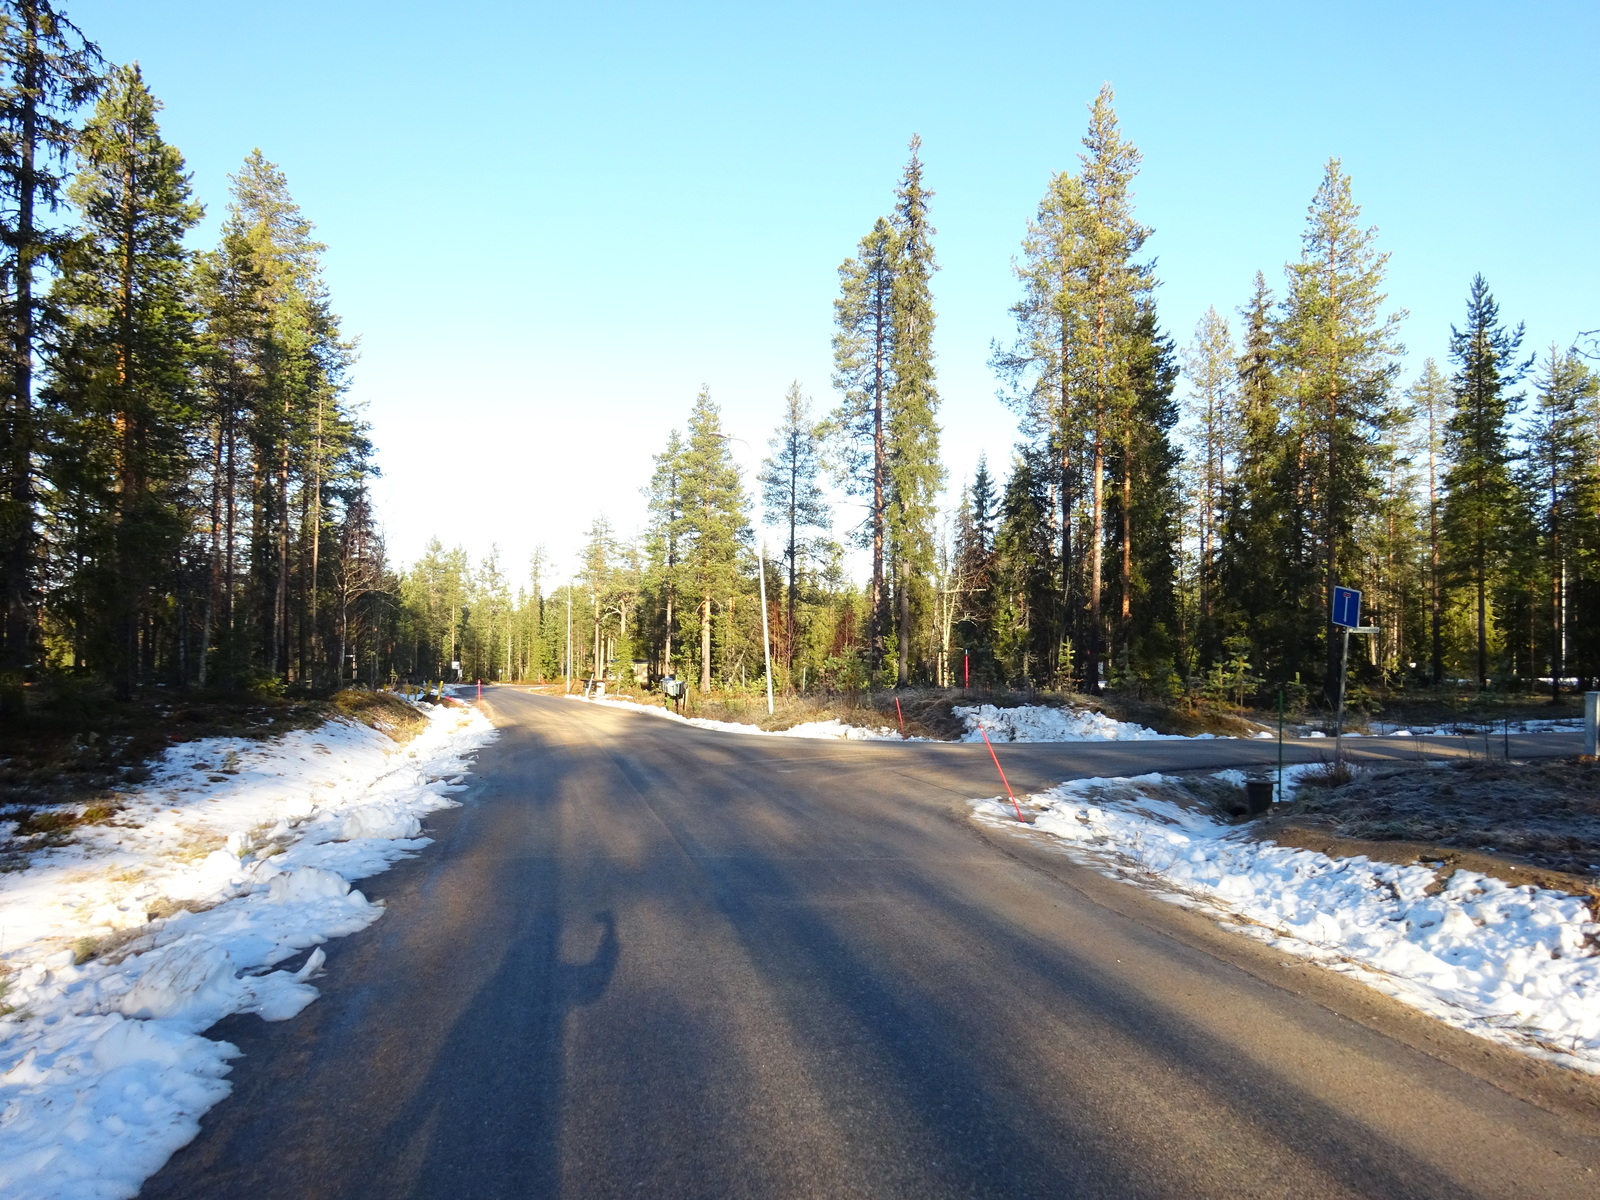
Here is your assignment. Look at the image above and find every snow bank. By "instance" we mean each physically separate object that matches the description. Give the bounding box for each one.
[566,693,910,740]
[974,773,1600,1073]
[1368,717,1582,736]
[0,701,497,1200]
[955,703,1189,743]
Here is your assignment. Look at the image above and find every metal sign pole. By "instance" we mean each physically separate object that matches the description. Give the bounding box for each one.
[1334,627,1351,770]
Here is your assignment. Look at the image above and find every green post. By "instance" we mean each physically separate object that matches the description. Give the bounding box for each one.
[1277,686,1285,802]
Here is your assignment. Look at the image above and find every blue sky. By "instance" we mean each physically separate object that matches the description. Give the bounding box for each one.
[75,1,1600,584]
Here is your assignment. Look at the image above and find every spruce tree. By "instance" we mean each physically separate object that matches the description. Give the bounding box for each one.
[677,388,747,693]
[1405,359,1449,683]
[644,428,686,675]
[830,217,895,671]
[1441,274,1529,688]
[1275,160,1404,696]
[44,62,201,696]
[759,381,828,674]
[0,0,99,705]
[1110,305,1181,689]
[1521,347,1599,696]
[885,134,943,686]
[1216,273,1288,677]
[990,454,1055,683]
[991,162,1089,682]
[953,456,998,678]
[1180,305,1235,638]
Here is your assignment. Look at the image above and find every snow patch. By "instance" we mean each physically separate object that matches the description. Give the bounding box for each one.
[0,700,497,1200]
[955,703,1189,743]
[974,772,1600,1072]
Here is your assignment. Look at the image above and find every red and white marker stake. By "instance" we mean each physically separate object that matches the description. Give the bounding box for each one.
[895,696,906,737]
[978,726,1025,823]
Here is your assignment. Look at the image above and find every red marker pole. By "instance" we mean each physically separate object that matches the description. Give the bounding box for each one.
[963,649,969,689]
[978,726,1025,823]
[895,695,906,737]
[477,679,482,702]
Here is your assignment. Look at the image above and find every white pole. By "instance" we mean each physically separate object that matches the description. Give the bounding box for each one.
[1585,691,1599,759]
[757,539,774,715]
[565,584,572,691]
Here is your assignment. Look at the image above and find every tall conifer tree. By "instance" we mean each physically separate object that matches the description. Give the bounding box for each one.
[830,217,895,671]
[759,381,828,673]
[0,0,98,704]
[885,134,942,686]
[1275,160,1404,695]
[1441,275,1528,687]
[677,388,747,693]
[44,62,201,695]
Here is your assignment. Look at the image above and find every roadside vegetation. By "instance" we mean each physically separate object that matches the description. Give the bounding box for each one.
[0,683,426,834]
[1249,757,1600,902]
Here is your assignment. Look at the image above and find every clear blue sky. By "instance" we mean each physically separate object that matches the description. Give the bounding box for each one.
[75,0,1600,585]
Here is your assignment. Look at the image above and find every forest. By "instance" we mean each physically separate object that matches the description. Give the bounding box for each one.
[3,0,1595,721]
[416,88,1599,715]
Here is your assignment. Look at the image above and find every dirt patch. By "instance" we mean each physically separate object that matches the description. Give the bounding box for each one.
[1253,757,1600,902]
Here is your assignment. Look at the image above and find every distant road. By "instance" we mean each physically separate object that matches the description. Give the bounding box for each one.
[143,690,1599,1199]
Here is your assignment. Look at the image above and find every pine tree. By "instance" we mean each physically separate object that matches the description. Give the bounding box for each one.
[1441,274,1529,688]
[885,134,943,686]
[990,454,1056,683]
[1110,306,1182,690]
[1180,306,1235,636]
[953,455,997,678]
[1521,347,1599,697]
[644,428,686,676]
[1406,359,1449,683]
[991,162,1089,684]
[1216,273,1286,675]
[43,61,201,696]
[677,388,747,693]
[1078,85,1153,693]
[1275,159,1405,696]
[196,150,358,686]
[830,216,895,672]
[0,0,99,706]
[759,381,828,675]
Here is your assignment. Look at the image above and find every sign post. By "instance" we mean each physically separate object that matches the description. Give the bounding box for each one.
[1330,586,1378,770]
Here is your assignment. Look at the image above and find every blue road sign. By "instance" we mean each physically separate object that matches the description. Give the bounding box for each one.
[1331,586,1361,628]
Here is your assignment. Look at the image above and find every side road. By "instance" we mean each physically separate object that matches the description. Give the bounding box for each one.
[143,687,1599,1199]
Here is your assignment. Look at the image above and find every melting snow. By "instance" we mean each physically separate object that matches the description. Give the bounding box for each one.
[974,771,1600,1073]
[0,701,497,1200]
[955,703,1193,743]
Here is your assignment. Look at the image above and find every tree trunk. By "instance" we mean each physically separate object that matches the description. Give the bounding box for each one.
[1,18,39,712]
[699,595,713,693]
[896,558,909,686]
[1088,432,1104,693]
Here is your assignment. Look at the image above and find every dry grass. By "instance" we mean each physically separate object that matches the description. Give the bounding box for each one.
[1255,756,1600,897]
[331,689,428,743]
[599,684,1263,741]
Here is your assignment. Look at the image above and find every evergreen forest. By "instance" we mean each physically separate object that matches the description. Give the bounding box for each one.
[4,1,1596,720]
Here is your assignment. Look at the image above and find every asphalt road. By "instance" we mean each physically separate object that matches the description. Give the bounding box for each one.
[141,690,1600,1199]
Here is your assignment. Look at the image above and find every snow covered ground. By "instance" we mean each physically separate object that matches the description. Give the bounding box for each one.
[1367,717,1583,736]
[954,703,1196,743]
[0,700,497,1200]
[563,693,911,740]
[974,770,1600,1073]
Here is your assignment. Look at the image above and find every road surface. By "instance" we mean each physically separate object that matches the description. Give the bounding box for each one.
[142,689,1600,1198]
